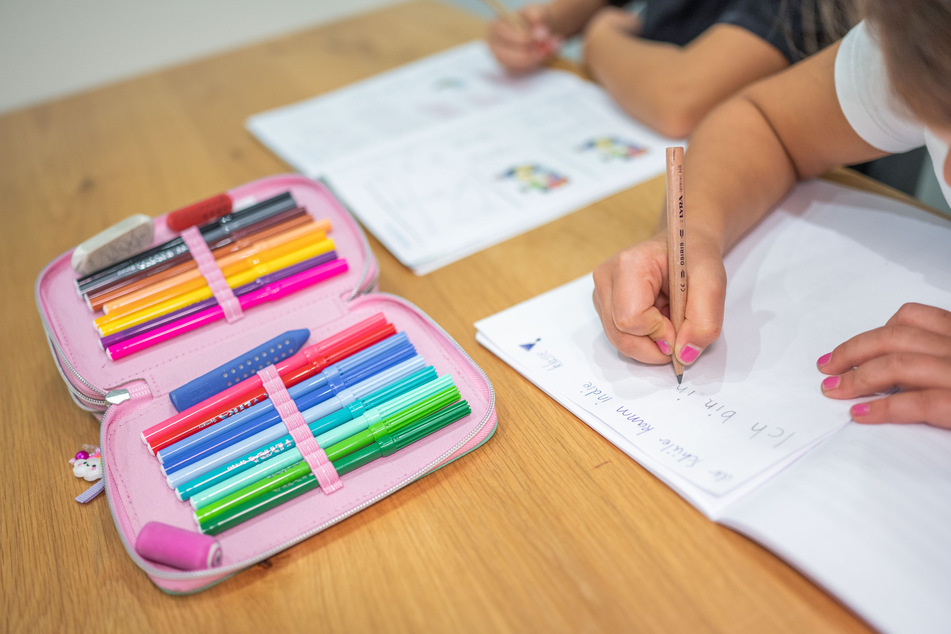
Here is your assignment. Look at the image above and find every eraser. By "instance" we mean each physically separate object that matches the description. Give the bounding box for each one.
[71,214,154,277]
[134,521,222,570]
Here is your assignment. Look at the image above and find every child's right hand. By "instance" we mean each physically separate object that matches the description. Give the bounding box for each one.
[487,4,563,73]
[592,232,727,368]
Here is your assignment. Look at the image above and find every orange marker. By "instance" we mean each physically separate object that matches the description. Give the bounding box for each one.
[101,219,331,315]
[96,238,336,336]
[86,214,315,312]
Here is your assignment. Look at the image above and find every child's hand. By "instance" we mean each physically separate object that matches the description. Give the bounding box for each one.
[592,232,727,367]
[487,4,562,73]
[818,303,951,429]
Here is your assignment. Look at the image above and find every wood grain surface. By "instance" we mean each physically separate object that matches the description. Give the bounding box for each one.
[2,2,898,632]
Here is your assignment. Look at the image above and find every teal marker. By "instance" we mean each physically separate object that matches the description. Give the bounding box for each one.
[193,380,461,521]
[175,366,438,501]
[198,400,472,534]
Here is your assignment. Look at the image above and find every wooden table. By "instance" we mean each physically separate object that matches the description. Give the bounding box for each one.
[3,2,905,631]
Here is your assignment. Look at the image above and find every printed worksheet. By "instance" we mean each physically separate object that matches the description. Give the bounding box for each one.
[248,41,676,274]
[325,83,671,273]
[247,41,594,177]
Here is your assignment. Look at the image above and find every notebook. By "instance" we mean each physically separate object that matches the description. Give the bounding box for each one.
[475,180,951,634]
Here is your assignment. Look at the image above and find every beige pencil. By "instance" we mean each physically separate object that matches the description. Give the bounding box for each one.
[665,147,687,384]
[482,0,527,30]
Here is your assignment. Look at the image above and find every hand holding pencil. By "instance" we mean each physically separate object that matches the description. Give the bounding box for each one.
[485,2,562,73]
[591,146,727,375]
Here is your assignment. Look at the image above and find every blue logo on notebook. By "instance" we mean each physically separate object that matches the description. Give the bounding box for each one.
[520,338,541,351]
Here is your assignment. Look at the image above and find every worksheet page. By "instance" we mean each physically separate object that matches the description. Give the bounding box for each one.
[247,41,595,177]
[325,82,671,273]
[248,41,675,274]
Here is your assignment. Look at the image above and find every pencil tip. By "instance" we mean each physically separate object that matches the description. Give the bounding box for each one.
[676,373,683,385]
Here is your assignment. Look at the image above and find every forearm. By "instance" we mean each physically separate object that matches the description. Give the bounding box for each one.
[672,42,885,254]
[584,21,790,138]
[683,96,800,253]
[584,26,697,136]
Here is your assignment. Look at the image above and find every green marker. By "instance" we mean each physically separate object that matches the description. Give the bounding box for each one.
[198,400,472,535]
[185,370,447,507]
[194,383,461,524]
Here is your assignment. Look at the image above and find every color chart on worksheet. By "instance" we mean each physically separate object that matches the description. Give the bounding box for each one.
[248,42,677,274]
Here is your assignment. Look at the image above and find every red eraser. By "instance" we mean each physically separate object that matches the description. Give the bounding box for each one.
[167,193,233,231]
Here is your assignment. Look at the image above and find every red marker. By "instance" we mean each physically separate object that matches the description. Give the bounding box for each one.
[167,193,236,232]
[141,314,394,453]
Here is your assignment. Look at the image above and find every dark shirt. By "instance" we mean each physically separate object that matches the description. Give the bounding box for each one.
[628,0,829,63]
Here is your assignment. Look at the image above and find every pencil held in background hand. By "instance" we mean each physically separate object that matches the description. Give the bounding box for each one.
[482,0,527,30]
[665,147,687,384]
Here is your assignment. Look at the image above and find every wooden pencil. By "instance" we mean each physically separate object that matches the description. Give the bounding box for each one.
[665,146,687,383]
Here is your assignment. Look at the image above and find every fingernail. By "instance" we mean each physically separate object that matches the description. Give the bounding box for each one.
[851,403,871,417]
[822,375,840,391]
[679,344,702,364]
[656,340,671,355]
[817,352,832,367]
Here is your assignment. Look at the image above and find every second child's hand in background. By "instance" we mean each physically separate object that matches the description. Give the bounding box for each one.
[486,3,563,73]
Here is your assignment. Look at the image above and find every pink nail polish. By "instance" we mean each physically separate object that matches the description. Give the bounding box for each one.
[822,376,840,390]
[656,340,671,355]
[679,344,701,364]
[851,403,871,417]
[817,352,832,366]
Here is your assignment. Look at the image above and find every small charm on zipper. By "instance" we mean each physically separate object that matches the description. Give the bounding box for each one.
[69,444,102,482]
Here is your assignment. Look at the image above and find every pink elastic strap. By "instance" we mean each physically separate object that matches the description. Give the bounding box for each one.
[257,366,342,494]
[180,226,243,323]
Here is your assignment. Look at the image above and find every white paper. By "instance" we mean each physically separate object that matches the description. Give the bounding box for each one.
[247,41,585,176]
[248,41,677,274]
[722,423,951,634]
[475,179,951,632]
[475,180,951,510]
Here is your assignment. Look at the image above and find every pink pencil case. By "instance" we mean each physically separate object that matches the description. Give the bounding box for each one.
[35,174,497,593]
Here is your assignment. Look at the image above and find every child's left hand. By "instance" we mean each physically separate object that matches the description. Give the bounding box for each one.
[817,303,951,429]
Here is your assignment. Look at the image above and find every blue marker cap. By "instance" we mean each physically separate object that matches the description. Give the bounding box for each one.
[169,329,311,412]
[160,335,417,474]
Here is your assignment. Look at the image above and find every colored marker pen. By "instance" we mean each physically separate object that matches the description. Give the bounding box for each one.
[140,313,393,452]
[197,400,472,535]
[194,384,461,522]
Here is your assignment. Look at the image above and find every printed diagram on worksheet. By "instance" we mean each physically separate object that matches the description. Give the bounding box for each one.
[248,40,677,273]
[576,136,648,161]
[323,82,671,271]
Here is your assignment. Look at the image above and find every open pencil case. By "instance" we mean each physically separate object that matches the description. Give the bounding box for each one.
[35,174,497,593]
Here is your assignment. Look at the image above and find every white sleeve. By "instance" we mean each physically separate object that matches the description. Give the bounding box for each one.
[834,21,926,153]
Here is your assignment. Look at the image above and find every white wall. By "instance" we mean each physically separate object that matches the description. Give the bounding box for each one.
[0,0,399,115]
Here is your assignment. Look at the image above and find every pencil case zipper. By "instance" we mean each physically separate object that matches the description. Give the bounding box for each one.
[36,277,112,415]
[104,293,496,589]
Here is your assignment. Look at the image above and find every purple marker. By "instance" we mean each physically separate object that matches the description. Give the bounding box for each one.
[98,251,337,349]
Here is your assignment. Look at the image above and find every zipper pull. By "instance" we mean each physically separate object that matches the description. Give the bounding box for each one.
[105,388,131,406]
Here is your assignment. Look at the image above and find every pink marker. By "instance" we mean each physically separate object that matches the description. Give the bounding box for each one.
[106,258,349,361]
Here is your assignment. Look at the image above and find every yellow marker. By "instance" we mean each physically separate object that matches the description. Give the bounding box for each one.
[96,238,336,336]
[102,223,328,316]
